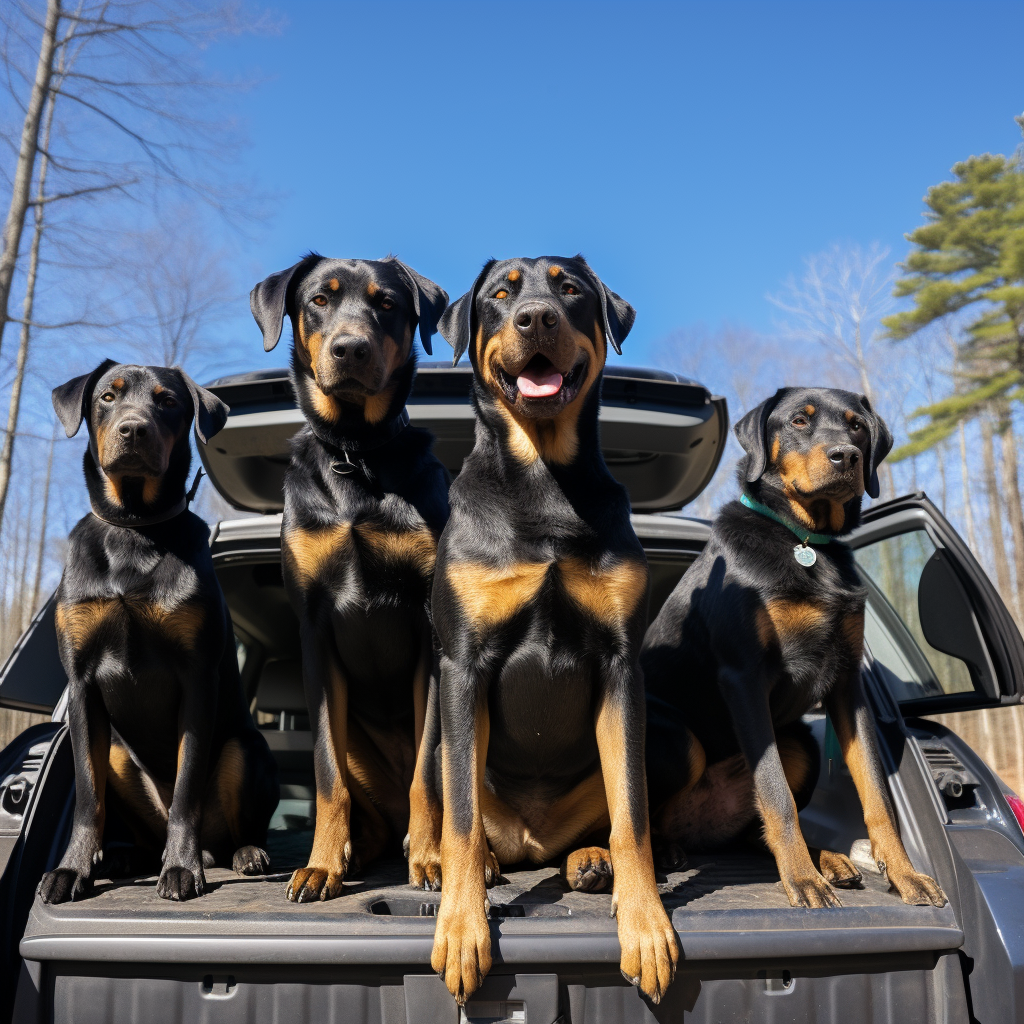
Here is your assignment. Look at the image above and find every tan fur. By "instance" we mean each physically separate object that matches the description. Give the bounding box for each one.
[804,405,816,416]
[433,705,493,1003]
[283,523,352,587]
[507,269,520,282]
[447,560,550,629]
[480,770,609,865]
[328,278,340,291]
[407,638,443,888]
[842,610,865,659]
[356,521,436,575]
[559,556,647,627]
[213,737,245,846]
[107,741,169,840]
[761,598,827,644]
[476,320,606,467]
[548,265,563,278]
[595,697,678,1002]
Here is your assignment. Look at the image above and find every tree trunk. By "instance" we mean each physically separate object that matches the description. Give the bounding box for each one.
[999,416,1024,624]
[0,0,60,362]
[959,420,978,553]
[937,440,948,514]
[30,423,57,617]
[981,415,1014,606]
[0,53,60,533]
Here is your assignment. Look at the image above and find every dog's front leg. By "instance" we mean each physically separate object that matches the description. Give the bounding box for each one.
[431,655,492,1005]
[720,665,841,908]
[826,672,946,906]
[407,626,444,890]
[38,683,110,903]
[596,660,678,1004]
[288,621,350,902]
[157,675,215,901]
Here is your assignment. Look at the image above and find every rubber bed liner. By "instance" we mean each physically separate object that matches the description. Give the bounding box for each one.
[21,841,962,967]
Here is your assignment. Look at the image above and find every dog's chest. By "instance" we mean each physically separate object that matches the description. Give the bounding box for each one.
[447,555,647,638]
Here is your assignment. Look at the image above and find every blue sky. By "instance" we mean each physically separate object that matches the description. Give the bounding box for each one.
[209,0,1024,370]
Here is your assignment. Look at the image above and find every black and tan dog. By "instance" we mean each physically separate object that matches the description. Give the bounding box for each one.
[429,256,678,1005]
[250,255,450,902]
[643,387,947,910]
[39,361,279,904]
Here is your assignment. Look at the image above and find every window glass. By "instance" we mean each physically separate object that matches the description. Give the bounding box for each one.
[854,529,975,702]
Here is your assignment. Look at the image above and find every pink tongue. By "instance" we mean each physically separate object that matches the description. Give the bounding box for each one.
[517,367,563,398]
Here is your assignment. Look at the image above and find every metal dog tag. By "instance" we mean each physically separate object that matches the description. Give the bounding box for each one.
[794,543,817,568]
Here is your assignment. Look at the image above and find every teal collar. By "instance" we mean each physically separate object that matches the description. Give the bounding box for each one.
[740,492,836,546]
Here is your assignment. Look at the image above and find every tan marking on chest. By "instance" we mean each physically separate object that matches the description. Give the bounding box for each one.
[56,599,117,647]
[558,557,647,625]
[447,561,550,628]
[355,522,436,574]
[760,599,827,644]
[284,523,352,586]
[57,598,204,650]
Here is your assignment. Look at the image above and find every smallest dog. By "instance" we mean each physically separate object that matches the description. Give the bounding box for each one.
[39,361,279,903]
[643,387,946,909]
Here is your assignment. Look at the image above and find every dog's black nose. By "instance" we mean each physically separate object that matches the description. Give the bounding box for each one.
[827,444,860,471]
[513,302,560,341]
[117,420,148,440]
[330,337,371,365]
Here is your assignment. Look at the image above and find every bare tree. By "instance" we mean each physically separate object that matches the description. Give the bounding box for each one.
[768,242,898,497]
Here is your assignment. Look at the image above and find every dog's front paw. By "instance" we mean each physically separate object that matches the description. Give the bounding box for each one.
[405,832,443,891]
[38,867,92,904]
[484,847,502,888]
[156,863,205,901]
[888,867,947,907]
[431,900,492,1005]
[615,899,679,1005]
[565,846,614,893]
[232,845,271,876]
[652,835,688,874]
[781,869,843,908]
[287,864,346,902]
[813,849,863,889]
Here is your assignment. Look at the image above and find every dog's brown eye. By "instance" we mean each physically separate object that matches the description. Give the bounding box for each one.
[100,392,115,403]
[162,395,177,408]
[381,298,393,310]
[792,415,808,427]
[562,283,578,295]
[494,290,508,300]
[312,295,328,307]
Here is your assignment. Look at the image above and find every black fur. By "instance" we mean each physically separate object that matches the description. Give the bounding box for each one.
[250,255,451,903]
[643,387,944,910]
[39,362,278,905]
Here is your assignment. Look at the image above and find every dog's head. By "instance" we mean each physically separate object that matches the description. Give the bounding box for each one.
[52,360,227,516]
[735,386,893,533]
[250,255,447,428]
[438,256,634,464]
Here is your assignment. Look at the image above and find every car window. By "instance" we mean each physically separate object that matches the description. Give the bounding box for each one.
[853,528,975,703]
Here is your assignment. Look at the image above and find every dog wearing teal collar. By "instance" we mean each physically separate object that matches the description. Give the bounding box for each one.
[642,387,947,910]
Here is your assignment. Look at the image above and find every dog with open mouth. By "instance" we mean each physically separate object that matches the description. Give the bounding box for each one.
[250,255,450,902]
[428,256,678,1005]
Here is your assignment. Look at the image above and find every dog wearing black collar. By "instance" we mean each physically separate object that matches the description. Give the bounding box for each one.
[643,387,947,910]
[39,361,279,904]
[250,254,450,902]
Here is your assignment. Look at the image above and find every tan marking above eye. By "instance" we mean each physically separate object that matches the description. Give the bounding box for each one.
[494,290,508,299]
[328,278,340,291]
[804,405,815,416]
[507,269,520,282]
[112,378,124,389]
[366,281,379,297]
[548,266,563,278]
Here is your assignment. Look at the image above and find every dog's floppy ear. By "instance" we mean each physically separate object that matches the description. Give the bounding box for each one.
[438,260,496,366]
[177,370,229,445]
[735,388,794,484]
[858,394,893,499]
[250,256,319,352]
[51,359,118,438]
[579,261,636,355]
[391,260,448,357]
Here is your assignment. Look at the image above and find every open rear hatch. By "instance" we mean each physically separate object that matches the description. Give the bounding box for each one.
[198,364,729,513]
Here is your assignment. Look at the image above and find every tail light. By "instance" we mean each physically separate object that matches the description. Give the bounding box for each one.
[1006,794,1024,835]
